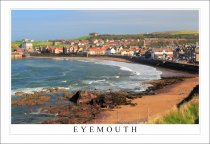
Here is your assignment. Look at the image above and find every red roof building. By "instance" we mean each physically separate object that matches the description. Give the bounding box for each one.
[88,46,109,55]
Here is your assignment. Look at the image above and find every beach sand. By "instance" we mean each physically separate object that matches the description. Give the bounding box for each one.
[89,76,198,124]
[30,55,132,63]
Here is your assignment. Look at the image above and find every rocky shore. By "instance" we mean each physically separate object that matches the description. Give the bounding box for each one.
[12,77,188,124]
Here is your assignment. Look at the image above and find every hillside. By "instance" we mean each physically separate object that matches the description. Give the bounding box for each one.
[74,35,90,40]
[11,30,199,50]
[152,30,199,35]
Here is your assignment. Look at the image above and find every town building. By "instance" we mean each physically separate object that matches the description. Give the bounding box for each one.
[51,48,63,54]
[195,46,199,63]
[151,48,173,60]
[173,47,185,60]
[106,48,116,55]
[63,47,71,54]
[89,32,100,37]
[129,47,140,56]
[21,39,34,53]
[120,49,134,56]
[88,47,108,55]
[115,46,124,55]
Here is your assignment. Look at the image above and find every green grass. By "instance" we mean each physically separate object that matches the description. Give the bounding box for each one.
[170,30,198,35]
[11,41,53,48]
[161,103,198,124]
[153,30,199,35]
[73,35,90,40]
[32,41,53,47]
[11,41,21,47]
[147,97,199,124]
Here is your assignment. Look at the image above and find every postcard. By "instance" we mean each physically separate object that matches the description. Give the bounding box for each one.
[1,0,209,143]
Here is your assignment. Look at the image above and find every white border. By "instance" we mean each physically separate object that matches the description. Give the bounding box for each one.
[1,1,209,143]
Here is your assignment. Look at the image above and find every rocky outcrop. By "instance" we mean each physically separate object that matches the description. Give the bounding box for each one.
[79,91,97,103]
[12,95,51,106]
[89,92,134,108]
[69,91,97,104]
[12,88,151,124]
[15,91,25,96]
[147,77,183,91]
[41,104,101,124]
[43,88,69,93]
[69,91,81,104]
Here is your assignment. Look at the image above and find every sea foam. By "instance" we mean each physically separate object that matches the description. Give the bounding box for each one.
[11,87,45,95]
[83,79,106,85]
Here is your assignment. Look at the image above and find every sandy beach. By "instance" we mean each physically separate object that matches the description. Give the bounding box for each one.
[29,55,132,63]
[89,76,198,124]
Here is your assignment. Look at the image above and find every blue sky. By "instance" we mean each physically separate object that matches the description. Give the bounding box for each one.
[12,10,199,41]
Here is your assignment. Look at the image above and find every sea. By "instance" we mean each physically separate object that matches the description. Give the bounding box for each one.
[11,57,162,123]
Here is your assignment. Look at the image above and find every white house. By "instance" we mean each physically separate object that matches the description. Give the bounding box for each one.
[88,47,108,55]
[116,47,123,54]
[21,39,33,53]
[121,50,134,56]
[151,48,173,60]
[106,48,116,55]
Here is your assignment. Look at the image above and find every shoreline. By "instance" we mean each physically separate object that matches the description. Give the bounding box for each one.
[29,55,132,63]
[12,56,199,124]
[29,55,197,78]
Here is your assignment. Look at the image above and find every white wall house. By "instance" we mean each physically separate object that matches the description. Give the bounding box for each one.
[116,47,123,54]
[151,48,173,60]
[21,40,33,53]
[106,48,116,55]
[121,50,134,56]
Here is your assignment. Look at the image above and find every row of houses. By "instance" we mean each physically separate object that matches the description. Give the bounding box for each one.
[150,48,173,60]
[15,37,199,63]
[87,46,142,56]
[37,45,141,57]
[87,45,199,63]
[34,43,198,62]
